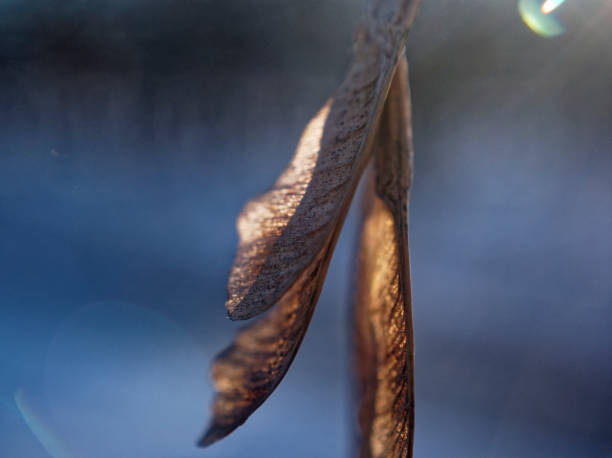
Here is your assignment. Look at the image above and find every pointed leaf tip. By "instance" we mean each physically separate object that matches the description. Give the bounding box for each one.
[197,422,235,448]
[201,243,335,446]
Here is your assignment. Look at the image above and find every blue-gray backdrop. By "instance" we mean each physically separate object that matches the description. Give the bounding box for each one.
[1,0,611,457]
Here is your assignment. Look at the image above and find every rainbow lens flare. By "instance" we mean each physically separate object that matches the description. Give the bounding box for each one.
[14,388,76,458]
[518,0,566,37]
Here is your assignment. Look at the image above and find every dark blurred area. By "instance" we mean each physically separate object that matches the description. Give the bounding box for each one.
[1,1,611,457]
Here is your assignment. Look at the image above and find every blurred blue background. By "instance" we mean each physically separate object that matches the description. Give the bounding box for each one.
[1,0,611,457]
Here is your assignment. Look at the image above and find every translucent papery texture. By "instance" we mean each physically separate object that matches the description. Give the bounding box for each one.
[225,0,421,321]
[353,56,415,458]
[199,220,342,447]
[201,0,420,450]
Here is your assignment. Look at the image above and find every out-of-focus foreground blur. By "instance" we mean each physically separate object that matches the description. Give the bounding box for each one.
[1,1,611,457]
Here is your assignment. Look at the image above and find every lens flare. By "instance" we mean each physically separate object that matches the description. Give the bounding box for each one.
[42,301,207,458]
[518,0,565,37]
[541,0,565,14]
[14,388,76,458]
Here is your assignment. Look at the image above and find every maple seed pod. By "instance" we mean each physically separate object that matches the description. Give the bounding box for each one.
[200,1,420,456]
